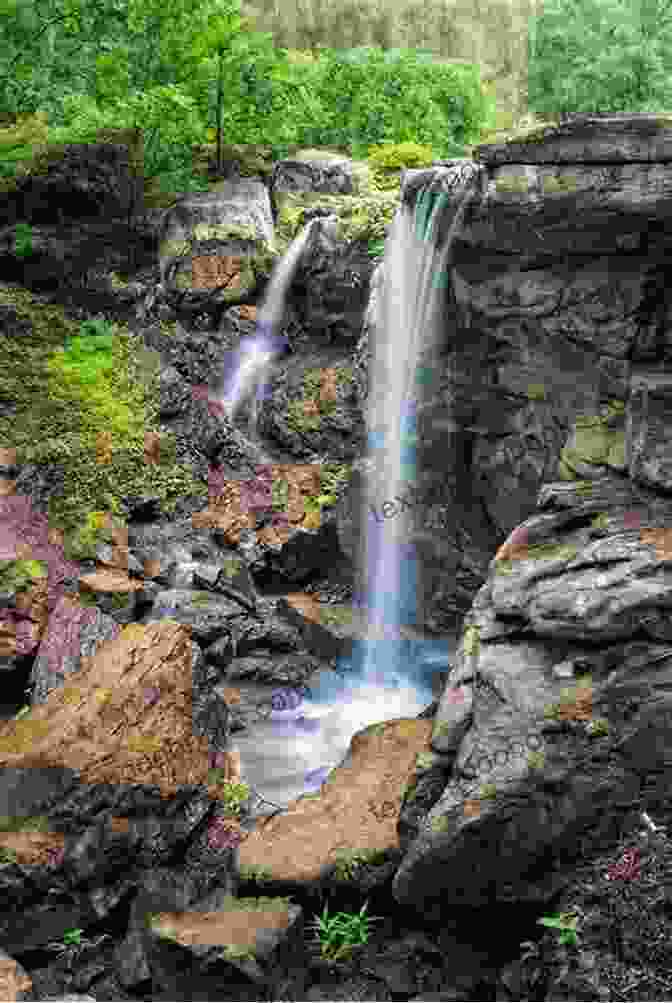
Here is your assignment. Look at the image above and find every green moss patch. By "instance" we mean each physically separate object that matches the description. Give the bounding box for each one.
[0,283,208,551]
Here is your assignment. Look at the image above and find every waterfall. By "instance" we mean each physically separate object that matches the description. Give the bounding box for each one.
[228,178,480,810]
[352,174,481,695]
[220,218,326,427]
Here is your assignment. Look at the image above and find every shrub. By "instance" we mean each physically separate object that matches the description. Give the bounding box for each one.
[365,140,436,190]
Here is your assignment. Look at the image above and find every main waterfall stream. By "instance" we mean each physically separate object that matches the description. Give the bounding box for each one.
[223,177,476,817]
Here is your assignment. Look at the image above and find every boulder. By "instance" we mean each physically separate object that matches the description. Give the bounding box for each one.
[154,182,279,324]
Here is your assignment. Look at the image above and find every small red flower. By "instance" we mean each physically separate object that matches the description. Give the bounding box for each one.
[606,847,641,881]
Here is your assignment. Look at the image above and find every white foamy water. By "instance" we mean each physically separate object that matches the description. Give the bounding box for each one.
[220,218,323,426]
[358,180,477,674]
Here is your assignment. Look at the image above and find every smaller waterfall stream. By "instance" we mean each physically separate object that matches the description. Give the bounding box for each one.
[219,218,324,429]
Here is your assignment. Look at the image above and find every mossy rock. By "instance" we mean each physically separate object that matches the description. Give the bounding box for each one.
[0,283,208,547]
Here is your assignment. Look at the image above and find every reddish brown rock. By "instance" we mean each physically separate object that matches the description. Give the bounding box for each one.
[238,718,433,883]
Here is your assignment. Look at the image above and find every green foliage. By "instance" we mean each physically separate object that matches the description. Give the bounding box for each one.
[538,910,582,947]
[527,0,672,116]
[299,45,490,158]
[366,140,436,189]
[210,780,251,814]
[307,899,384,962]
[66,509,118,561]
[0,558,48,593]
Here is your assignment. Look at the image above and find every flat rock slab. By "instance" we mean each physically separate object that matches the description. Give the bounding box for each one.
[237,717,433,883]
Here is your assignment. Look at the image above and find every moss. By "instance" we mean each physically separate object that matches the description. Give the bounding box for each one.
[494,171,530,193]
[433,721,451,738]
[191,591,215,606]
[0,283,207,549]
[332,847,390,881]
[541,173,579,194]
[527,751,545,770]
[220,944,257,962]
[286,367,355,434]
[66,509,124,561]
[319,462,352,495]
[429,814,451,833]
[286,399,322,434]
[0,558,48,593]
[276,188,399,252]
[463,624,480,656]
[238,863,274,882]
[586,717,610,737]
[318,605,354,627]
[495,559,515,574]
[560,408,627,477]
[526,383,546,401]
[365,140,435,191]
[591,512,610,532]
[221,557,242,578]
[416,751,437,771]
[0,814,51,832]
[0,847,18,864]
[79,586,131,610]
[400,778,418,800]
[210,894,292,912]
[363,722,386,737]
[479,783,498,799]
[525,542,578,561]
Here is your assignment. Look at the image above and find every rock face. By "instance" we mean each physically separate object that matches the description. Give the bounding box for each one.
[386,114,672,915]
[354,113,672,633]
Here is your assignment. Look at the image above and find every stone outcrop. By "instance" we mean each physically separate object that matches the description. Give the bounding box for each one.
[353,113,672,634]
[379,114,672,916]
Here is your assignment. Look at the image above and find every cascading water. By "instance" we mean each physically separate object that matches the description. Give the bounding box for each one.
[219,217,327,430]
[355,176,480,687]
[225,177,480,814]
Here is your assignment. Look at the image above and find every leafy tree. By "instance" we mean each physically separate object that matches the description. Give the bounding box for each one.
[527,0,672,115]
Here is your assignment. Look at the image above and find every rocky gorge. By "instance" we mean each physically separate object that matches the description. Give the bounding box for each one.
[0,112,670,1001]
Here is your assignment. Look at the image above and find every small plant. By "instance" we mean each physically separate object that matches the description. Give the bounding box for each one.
[307,899,384,962]
[13,222,34,258]
[0,847,18,864]
[44,926,111,957]
[367,237,386,257]
[479,783,498,799]
[210,781,251,815]
[537,909,582,947]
